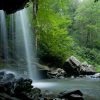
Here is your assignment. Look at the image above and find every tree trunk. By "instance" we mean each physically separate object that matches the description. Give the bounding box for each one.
[33,0,38,51]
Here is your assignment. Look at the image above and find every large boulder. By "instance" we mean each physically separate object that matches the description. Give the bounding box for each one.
[63,56,81,76]
[63,56,96,77]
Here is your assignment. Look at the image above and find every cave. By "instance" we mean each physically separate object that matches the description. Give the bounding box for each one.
[0,0,29,14]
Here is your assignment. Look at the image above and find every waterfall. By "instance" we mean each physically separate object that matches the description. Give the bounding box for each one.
[9,14,16,63]
[0,10,9,64]
[0,9,39,81]
[14,9,39,81]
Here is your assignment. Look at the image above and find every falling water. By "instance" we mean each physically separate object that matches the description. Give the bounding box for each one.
[0,9,39,81]
[14,9,39,80]
[0,10,9,64]
[9,14,16,62]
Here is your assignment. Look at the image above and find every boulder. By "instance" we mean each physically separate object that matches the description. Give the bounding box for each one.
[0,71,41,100]
[80,62,96,75]
[47,68,66,79]
[0,71,16,82]
[42,90,56,100]
[57,90,84,100]
[91,73,100,78]
[63,56,96,77]
[63,56,81,76]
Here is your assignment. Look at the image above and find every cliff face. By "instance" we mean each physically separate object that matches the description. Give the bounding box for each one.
[0,0,29,14]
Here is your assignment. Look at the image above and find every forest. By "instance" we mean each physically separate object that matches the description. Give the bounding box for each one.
[0,0,100,72]
[0,0,100,100]
[30,0,100,71]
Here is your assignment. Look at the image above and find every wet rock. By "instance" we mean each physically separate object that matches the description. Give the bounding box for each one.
[0,71,6,81]
[6,73,15,81]
[63,56,96,77]
[0,71,16,82]
[58,90,84,100]
[31,88,41,99]
[91,73,100,78]
[0,93,20,100]
[0,70,85,100]
[40,90,84,100]
[0,70,45,100]
[47,68,66,79]
[42,90,56,100]
[63,56,81,76]
[80,62,95,75]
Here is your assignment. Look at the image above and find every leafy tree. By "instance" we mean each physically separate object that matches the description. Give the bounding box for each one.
[74,0,100,49]
[31,0,74,67]
[70,0,100,68]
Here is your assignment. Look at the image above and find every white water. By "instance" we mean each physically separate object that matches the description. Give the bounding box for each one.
[0,10,9,63]
[14,9,39,80]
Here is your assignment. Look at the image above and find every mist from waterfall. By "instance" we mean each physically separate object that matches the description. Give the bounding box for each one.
[0,10,9,64]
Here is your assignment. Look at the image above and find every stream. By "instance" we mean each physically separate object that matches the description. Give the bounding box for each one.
[33,78,100,100]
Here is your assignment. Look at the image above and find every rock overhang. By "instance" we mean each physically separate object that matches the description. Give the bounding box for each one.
[0,0,29,14]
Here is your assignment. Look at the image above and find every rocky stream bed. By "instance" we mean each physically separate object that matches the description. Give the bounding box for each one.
[0,56,100,100]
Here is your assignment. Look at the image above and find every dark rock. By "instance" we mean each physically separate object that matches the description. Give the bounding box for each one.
[4,73,15,82]
[47,68,66,79]
[15,78,33,92]
[14,78,33,99]
[31,88,41,99]
[0,71,37,100]
[90,73,100,78]
[63,56,96,77]
[58,90,84,100]
[0,93,20,100]
[63,56,81,76]
[0,0,29,14]
[0,71,16,82]
[0,70,85,100]
[0,71,5,76]
[42,90,56,100]
[39,70,49,79]
[0,71,6,81]
[80,62,96,75]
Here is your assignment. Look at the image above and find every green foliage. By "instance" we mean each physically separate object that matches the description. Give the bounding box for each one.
[75,46,100,66]
[32,0,74,67]
[74,0,100,49]
[95,65,100,72]
[30,0,100,68]
[68,0,100,69]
